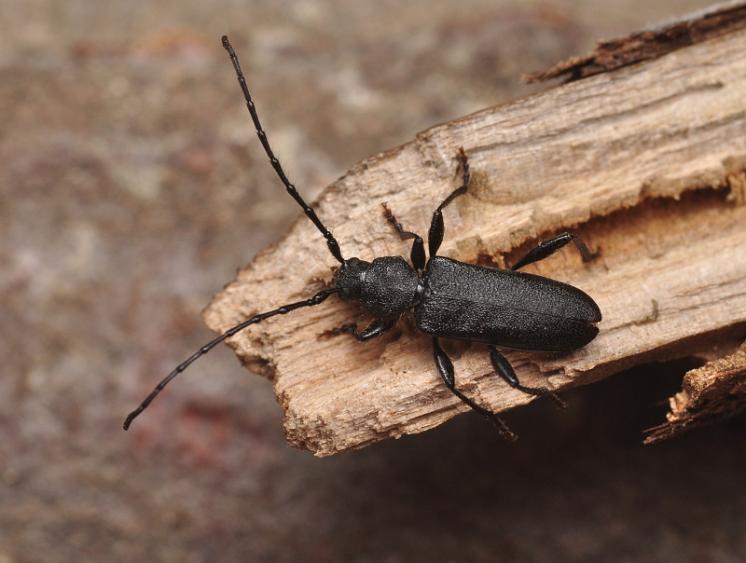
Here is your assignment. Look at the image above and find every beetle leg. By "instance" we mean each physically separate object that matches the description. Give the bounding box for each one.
[322,318,396,341]
[488,346,566,408]
[510,232,599,271]
[427,148,470,258]
[381,203,425,271]
[433,338,517,441]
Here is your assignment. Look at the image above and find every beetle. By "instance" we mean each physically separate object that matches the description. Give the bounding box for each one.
[124,36,601,440]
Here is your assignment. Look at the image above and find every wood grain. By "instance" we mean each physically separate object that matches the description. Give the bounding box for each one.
[204,25,746,456]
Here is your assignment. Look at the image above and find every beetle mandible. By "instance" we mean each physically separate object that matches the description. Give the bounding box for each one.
[124,36,602,440]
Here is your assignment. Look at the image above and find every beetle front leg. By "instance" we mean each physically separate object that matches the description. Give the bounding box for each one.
[427,148,470,258]
[323,318,396,341]
[433,338,517,441]
[488,346,566,408]
[510,232,598,271]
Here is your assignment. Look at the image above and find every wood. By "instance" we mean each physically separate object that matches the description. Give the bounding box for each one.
[646,342,746,443]
[203,16,746,456]
[526,1,746,83]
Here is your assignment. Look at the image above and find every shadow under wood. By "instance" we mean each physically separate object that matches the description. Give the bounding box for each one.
[295,357,746,562]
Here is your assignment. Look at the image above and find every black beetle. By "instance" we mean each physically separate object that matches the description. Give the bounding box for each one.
[124,36,601,440]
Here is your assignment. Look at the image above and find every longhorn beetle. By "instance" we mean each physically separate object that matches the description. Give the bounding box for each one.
[124,36,602,440]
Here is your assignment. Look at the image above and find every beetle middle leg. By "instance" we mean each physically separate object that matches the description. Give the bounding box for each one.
[432,337,517,441]
[428,147,470,257]
[488,346,566,407]
[510,232,598,271]
[323,318,396,341]
[382,203,425,271]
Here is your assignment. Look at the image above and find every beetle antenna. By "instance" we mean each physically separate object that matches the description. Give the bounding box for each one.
[123,287,338,430]
[221,35,344,264]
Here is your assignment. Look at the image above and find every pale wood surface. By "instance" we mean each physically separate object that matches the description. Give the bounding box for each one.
[204,27,746,456]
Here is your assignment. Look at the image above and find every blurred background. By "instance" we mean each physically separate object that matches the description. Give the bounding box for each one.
[2,0,744,561]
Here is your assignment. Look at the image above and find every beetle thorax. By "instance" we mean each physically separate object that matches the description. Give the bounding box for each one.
[335,256,420,319]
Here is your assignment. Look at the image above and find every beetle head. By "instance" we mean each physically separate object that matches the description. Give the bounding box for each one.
[333,257,371,300]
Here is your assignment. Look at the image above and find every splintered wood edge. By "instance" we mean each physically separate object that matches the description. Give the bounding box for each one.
[525,1,746,83]
[645,342,746,443]
[204,26,746,456]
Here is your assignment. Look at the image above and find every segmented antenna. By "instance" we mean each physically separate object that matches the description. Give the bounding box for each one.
[123,288,337,430]
[221,35,344,264]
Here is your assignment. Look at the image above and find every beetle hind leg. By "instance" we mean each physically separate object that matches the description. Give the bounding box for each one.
[488,346,566,408]
[433,338,517,441]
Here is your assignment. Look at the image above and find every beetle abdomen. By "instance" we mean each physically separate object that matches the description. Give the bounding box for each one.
[415,257,601,351]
